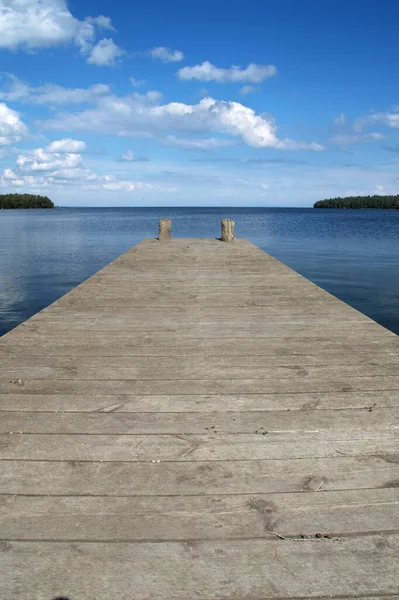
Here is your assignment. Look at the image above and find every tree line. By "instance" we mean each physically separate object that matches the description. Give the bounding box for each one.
[0,194,54,209]
[314,195,399,209]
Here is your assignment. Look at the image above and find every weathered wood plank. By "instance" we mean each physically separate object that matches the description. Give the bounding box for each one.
[1,489,398,541]
[2,375,399,395]
[2,363,398,380]
[2,336,397,356]
[34,304,370,319]
[18,320,383,334]
[1,456,398,496]
[0,390,395,412]
[1,433,398,461]
[1,406,397,434]
[1,535,399,600]
[52,292,366,307]
[1,351,398,368]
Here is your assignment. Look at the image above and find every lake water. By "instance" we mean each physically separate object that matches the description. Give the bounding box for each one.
[0,207,398,337]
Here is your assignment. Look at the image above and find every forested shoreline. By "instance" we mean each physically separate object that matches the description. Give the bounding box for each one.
[314,195,399,209]
[0,194,54,209]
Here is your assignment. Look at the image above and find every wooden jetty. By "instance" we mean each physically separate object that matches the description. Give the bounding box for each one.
[1,219,399,600]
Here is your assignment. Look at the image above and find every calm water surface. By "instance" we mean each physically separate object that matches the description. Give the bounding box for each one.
[0,207,398,336]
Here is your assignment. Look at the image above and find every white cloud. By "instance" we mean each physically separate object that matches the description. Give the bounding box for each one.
[16,147,85,174]
[42,94,323,151]
[0,0,79,50]
[0,102,28,145]
[177,61,277,83]
[74,17,118,57]
[73,20,97,55]
[164,136,236,150]
[0,0,116,55]
[4,145,95,187]
[0,1,125,66]
[0,143,159,193]
[0,75,111,104]
[47,139,87,153]
[333,113,346,125]
[39,83,112,104]
[101,179,153,192]
[117,149,136,161]
[149,46,184,63]
[117,149,148,161]
[355,110,399,131]
[86,16,115,31]
[239,85,257,96]
[330,132,386,145]
[32,82,111,104]
[87,38,125,66]
[0,73,30,102]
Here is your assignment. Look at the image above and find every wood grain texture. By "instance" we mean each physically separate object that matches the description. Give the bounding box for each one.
[1,488,398,541]
[0,390,397,412]
[1,536,399,600]
[1,236,398,599]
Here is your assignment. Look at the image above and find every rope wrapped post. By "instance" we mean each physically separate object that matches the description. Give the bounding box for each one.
[221,219,235,242]
[158,218,172,241]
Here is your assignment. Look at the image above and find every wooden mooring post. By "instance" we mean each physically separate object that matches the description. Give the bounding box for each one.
[158,218,172,241]
[221,218,235,242]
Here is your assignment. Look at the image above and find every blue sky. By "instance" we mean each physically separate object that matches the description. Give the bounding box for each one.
[1,0,399,206]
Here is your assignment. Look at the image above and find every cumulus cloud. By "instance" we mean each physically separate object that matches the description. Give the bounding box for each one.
[42,94,323,151]
[47,138,87,152]
[149,46,184,63]
[0,1,125,65]
[85,16,115,31]
[87,38,125,66]
[164,136,237,150]
[0,74,111,104]
[117,149,149,161]
[0,143,158,192]
[0,102,29,145]
[330,132,386,145]
[177,62,277,83]
[16,147,87,175]
[0,0,111,51]
[0,0,79,50]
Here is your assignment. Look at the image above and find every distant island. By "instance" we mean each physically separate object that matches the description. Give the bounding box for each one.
[0,194,54,209]
[314,195,399,209]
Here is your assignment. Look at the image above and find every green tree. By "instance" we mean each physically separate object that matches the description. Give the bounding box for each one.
[314,195,399,209]
[0,194,54,209]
